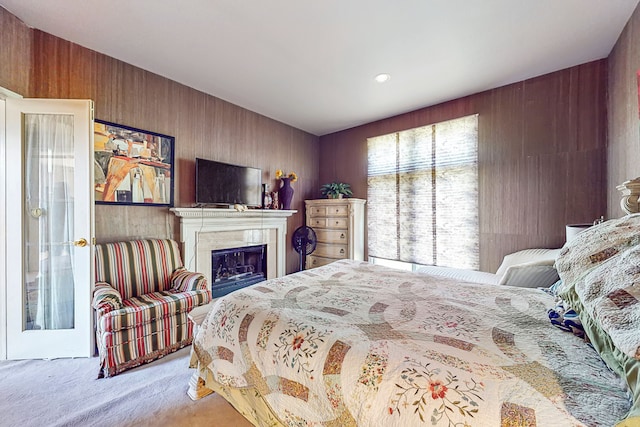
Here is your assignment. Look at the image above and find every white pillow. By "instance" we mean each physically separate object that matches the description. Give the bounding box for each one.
[496,248,561,288]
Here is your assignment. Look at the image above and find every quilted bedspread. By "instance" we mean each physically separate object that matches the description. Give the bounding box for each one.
[192,260,631,426]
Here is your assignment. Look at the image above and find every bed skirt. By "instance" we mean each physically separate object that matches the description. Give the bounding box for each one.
[188,351,286,426]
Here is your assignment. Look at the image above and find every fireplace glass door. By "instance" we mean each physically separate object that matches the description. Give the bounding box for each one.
[211,244,266,298]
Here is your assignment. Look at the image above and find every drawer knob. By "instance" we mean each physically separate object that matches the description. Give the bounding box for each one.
[340,248,345,254]
[335,209,340,213]
[340,233,345,239]
[335,221,339,225]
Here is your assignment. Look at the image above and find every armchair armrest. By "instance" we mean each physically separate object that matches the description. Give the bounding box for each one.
[92,282,123,314]
[171,267,208,292]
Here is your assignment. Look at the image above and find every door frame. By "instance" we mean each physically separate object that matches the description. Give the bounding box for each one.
[0,86,23,360]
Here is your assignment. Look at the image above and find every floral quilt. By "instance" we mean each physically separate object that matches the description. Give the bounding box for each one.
[192,260,631,426]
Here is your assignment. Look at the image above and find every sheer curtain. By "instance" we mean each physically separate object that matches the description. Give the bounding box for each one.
[24,114,75,330]
[367,114,479,270]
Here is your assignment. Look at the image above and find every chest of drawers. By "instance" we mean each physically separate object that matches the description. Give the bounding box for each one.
[305,198,366,269]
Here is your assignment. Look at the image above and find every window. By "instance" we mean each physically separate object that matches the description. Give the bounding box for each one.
[367,114,479,270]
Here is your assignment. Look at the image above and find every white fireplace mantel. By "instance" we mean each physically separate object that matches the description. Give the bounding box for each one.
[170,208,296,285]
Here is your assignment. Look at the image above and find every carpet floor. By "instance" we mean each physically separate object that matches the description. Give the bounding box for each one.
[0,347,252,427]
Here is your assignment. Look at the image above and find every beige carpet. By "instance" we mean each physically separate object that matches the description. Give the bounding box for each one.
[0,347,252,427]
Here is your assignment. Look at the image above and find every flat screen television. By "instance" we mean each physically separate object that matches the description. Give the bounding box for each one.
[195,158,262,207]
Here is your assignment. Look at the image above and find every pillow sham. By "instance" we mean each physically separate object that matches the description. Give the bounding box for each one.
[554,215,640,425]
[573,244,640,360]
[556,214,640,293]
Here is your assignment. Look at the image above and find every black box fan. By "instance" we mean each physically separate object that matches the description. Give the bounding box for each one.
[292,226,317,271]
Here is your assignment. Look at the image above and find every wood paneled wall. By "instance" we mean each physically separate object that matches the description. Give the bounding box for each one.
[319,61,608,272]
[1,5,625,274]
[608,2,640,219]
[0,8,320,274]
[0,7,31,95]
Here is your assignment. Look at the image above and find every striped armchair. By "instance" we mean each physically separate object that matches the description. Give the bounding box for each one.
[93,239,211,377]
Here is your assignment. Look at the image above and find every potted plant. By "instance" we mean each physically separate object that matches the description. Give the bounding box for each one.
[320,182,353,199]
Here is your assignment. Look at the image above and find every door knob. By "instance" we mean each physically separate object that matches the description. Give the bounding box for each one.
[73,238,88,247]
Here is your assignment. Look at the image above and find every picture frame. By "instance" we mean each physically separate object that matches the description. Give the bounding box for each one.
[637,68,640,119]
[94,119,174,206]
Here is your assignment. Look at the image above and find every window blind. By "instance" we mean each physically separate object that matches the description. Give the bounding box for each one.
[367,114,479,269]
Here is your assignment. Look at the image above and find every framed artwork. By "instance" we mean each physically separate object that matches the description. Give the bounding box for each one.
[637,69,640,119]
[94,120,174,206]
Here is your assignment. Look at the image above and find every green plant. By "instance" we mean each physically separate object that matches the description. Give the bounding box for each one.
[320,182,353,198]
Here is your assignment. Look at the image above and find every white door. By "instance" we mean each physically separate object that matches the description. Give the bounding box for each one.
[5,99,94,359]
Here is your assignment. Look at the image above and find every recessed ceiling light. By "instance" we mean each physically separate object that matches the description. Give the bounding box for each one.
[374,73,391,83]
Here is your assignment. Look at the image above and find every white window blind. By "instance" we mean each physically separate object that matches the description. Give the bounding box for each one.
[367,114,479,269]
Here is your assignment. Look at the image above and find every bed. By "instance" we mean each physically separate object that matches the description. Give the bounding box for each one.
[190,215,640,426]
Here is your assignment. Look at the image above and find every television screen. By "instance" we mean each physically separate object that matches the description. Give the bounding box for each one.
[195,158,262,207]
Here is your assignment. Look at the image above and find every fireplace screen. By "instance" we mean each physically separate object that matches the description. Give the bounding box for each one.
[211,244,267,298]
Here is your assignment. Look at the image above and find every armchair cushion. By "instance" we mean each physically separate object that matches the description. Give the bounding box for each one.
[171,267,207,292]
[94,239,184,299]
[97,290,211,333]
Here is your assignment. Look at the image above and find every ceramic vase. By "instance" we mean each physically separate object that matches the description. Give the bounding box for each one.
[278,177,294,210]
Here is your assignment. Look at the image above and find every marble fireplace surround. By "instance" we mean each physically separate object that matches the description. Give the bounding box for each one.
[170,208,296,286]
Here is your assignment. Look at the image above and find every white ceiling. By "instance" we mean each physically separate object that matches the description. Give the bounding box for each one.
[2,1,639,136]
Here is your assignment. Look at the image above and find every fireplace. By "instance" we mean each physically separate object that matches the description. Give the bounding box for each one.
[211,244,267,298]
[170,208,296,287]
